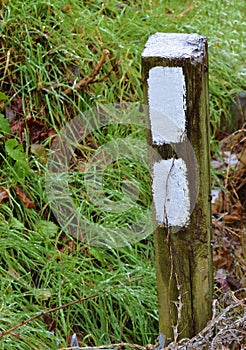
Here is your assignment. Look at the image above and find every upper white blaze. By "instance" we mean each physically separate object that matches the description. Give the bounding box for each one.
[148,66,186,144]
[152,158,190,227]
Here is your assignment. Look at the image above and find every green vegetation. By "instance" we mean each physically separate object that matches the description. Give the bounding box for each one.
[0,0,245,349]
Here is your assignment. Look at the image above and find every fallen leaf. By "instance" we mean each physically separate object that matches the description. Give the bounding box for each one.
[43,313,56,332]
[213,191,232,215]
[10,96,23,115]
[0,188,9,202]
[61,4,72,13]
[60,240,77,254]
[5,106,16,122]
[223,214,242,222]
[10,119,25,139]
[213,243,232,270]
[220,129,245,152]
[237,139,246,166]
[226,272,241,290]
[47,127,56,139]
[215,269,229,291]
[15,186,35,209]
[27,117,46,143]
[8,269,20,278]
[165,8,172,14]
[10,333,20,340]
[223,200,243,222]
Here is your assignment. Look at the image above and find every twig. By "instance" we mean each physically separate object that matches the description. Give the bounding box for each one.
[168,4,193,19]
[0,294,99,340]
[230,287,246,306]
[165,297,245,349]
[177,5,193,18]
[0,276,144,340]
[91,60,121,83]
[62,49,109,95]
[183,301,244,347]
[57,342,147,350]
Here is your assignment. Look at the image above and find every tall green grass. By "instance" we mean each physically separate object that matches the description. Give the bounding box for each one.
[0,0,245,348]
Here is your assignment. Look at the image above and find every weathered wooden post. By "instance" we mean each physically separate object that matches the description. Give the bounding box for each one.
[142,33,213,341]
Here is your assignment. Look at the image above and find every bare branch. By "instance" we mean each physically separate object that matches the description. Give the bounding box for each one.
[0,276,144,340]
[62,49,109,95]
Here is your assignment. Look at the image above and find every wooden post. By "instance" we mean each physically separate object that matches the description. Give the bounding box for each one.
[142,33,213,341]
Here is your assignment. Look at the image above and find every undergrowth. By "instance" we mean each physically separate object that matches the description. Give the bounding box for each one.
[0,0,245,349]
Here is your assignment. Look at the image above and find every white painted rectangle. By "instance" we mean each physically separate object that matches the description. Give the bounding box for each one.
[148,66,186,144]
[152,158,190,227]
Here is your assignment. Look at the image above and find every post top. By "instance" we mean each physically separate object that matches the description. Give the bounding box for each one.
[142,33,206,62]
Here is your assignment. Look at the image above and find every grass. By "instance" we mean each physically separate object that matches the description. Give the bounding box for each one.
[0,0,245,349]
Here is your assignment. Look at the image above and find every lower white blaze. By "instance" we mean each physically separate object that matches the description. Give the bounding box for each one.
[152,158,190,227]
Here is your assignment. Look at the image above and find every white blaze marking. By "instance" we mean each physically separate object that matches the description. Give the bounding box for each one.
[148,66,186,144]
[152,159,190,227]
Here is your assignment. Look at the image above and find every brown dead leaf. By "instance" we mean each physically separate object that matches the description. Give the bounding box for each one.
[61,4,72,13]
[60,240,77,254]
[5,106,16,122]
[27,117,46,143]
[47,127,56,139]
[43,313,56,332]
[220,129,245,152]
[212,191,232,215]
[10,117,55,144]
[0,188,9,202]
[226,273,242,290]
[28,118,56,143]
[223,200,243,222]
[223,214,242,222]
[10,333,20,340]
[237,138,246,166]
[8,269,20,278]
[215,269,229,291]
[10,96,23,116]
[213,243,232,270]
[15,186,35,209]
[10,119,25,140]
[165,8,172,14]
